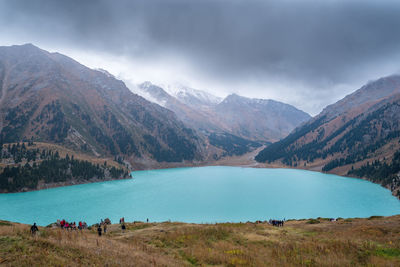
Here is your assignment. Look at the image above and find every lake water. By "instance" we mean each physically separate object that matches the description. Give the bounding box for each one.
[0,166,399,226]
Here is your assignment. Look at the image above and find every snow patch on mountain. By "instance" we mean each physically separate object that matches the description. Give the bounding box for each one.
[159,83,222,106]
[126,82,167,107]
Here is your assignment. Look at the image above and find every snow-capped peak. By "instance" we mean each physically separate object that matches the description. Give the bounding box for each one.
[159,83,222,106]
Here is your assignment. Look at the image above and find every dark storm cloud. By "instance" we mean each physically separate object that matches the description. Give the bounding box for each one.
[1,0,400,113]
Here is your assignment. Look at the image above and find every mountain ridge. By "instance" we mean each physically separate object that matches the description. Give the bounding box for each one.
[137,81,311,142]
[255,74,400,198]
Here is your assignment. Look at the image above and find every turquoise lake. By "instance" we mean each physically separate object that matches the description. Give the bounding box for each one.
[0,166,399,226]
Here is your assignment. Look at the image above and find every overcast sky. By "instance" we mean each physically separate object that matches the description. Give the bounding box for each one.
[1,0,400,115]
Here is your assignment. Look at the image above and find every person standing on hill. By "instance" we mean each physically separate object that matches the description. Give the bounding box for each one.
[103,223,107,234]
[30,223,39,236]
[97,224,102,236]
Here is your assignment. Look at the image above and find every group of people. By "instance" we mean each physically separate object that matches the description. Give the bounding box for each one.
[57,219,88,230]
[269,219,285,227]
[30,216,156,239]
[97,218,113,236]
[96,217,128,236]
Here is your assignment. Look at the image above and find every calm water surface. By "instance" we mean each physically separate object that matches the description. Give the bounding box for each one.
[0,167,399,225]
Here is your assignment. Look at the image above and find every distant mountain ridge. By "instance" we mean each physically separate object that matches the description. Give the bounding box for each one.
[137,82,264,157]
[215,94,311,141]
[137,82,311,142]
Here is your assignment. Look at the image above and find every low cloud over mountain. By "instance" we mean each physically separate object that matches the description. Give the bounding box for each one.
[2,0,400,114]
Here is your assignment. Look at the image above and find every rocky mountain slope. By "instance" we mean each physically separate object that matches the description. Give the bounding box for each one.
[0,44,206,163]
[256,75,400,197]
[215,94,311,141]
[137,82,311,142]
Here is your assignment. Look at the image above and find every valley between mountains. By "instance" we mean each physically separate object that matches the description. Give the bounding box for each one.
[1,44,400,198]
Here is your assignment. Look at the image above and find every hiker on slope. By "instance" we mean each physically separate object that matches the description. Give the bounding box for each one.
[97,224,102,236]
[30,223,39,236]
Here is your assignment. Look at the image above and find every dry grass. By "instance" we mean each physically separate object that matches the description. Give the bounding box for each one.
[1,216,400,266]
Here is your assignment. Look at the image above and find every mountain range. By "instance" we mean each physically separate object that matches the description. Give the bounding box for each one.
[136,82,311,142]
[0,44,310,166]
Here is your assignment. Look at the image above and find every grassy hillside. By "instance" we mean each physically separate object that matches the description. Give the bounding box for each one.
[1,216,400,266]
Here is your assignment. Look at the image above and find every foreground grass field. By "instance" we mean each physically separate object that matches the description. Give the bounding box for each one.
[1,216,400,266]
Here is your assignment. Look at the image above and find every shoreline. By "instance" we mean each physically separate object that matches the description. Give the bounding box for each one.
[1,162,399,201]
[1,164,400,201]
[1,146,399,200]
